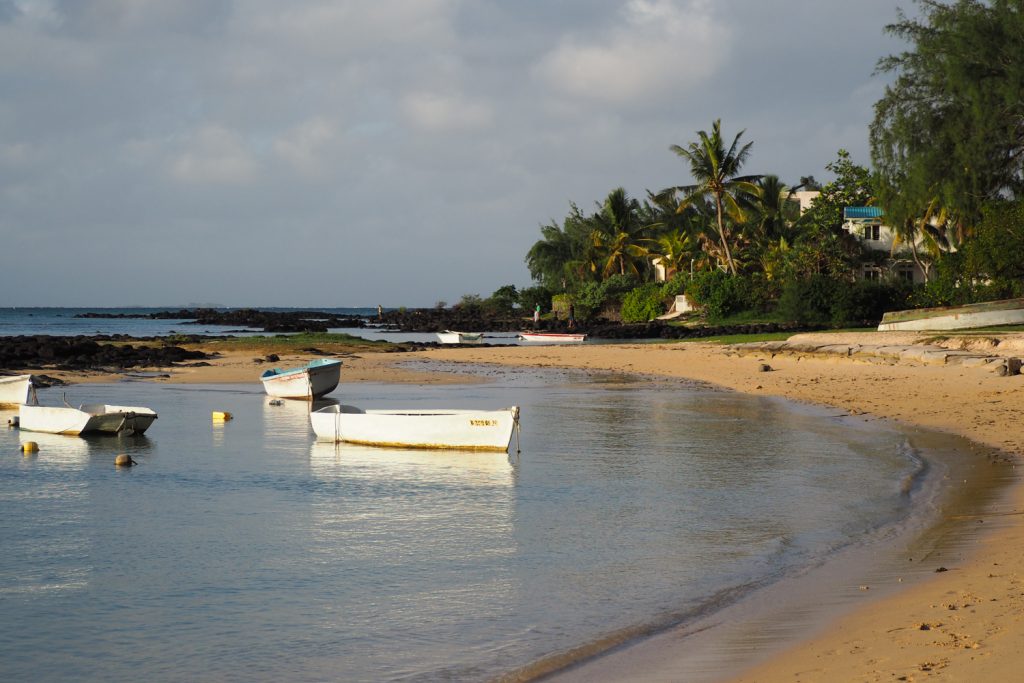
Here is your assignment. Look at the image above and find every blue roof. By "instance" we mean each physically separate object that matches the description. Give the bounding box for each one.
[844,206,884,219]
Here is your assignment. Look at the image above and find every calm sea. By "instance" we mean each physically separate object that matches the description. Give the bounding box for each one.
[0,307,520,344]
[0,365,1002,682]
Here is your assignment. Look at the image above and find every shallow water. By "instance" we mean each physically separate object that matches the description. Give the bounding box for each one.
[0,369,975,681]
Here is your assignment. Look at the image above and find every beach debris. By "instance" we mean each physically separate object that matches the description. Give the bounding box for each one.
[935,566,948,573]
[115,454,136,467]
[265,354,280,362]
[919,623,931,630]
[212,411,233,421]
[758,363,772,372]
[20,441,38,453]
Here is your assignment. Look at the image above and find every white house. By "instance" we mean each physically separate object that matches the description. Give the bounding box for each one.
[842,207,927,283]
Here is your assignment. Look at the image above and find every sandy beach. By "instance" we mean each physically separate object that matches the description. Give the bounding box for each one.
[24,331,1024,681]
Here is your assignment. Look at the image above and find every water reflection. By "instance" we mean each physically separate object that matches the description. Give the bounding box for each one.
[261,396,322,444]
[13,430,155,467]
[308,441,515,487]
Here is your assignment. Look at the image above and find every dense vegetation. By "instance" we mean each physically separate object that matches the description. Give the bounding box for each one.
[502,0,1024,328]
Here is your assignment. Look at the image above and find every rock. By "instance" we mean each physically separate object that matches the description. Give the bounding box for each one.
[758,363,772,372]
[265,354,280,362]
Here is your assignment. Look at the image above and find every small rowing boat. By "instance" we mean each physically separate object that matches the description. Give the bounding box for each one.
[19,398,158,436]
[0,374,35,406]
[436,330,483,344]
[260,358,342,399]
[310,404,520,452]
[517,332,586,343]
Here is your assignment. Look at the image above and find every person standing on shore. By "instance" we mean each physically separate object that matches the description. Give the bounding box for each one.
[568,303,576,330]
[533,303,540,327]
[377,304,383,321]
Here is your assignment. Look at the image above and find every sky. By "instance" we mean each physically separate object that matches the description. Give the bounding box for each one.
[0,0,910,308]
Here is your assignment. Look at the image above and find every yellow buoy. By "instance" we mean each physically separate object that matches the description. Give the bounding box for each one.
[212,411,233,421]
[21,441,39,453]
[115,454,135,467]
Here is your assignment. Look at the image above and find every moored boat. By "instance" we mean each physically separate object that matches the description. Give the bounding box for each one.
[0,374,35,406]
[19,401,158,435]
[517,332,586,343]
[260,358,342,399]
[878,297,1024,331]
[310,404,520,452]
[436,330,483,344]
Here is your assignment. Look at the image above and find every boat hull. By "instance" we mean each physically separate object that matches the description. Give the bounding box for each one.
[19,404,158,435]
[0,374,34,406]
[436,331,483,344]
[518,332,586,343]
[261,359,342,399]
[878,298,1024,331]
[311,405,519,451]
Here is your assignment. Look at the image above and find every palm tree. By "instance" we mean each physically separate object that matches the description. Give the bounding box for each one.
[746,175,800,275]
[591,188,651,278]
[525,222,575,290]
[668,120,761,274]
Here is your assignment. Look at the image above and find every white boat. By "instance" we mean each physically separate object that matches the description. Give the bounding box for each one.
[0,374,35,406]
[260,358,342,399]
[436,330,483,344]
[878,297,1024,331]
[310,404,520,452]
[19,400,158,435]
[517,332,587,343]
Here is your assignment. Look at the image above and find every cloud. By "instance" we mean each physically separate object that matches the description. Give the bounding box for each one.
[535,0,730,105]
[170,125,257,185]
[272,117,340,175]
[401,91,493,132]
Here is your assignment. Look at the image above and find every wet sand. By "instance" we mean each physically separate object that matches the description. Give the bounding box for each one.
[24,331,1024,682]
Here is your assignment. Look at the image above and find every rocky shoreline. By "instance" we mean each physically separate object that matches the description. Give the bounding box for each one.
[74,307,821,339]
[0,335,211,372]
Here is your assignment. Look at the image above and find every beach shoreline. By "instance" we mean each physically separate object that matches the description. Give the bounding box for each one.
[12,331,1024,681]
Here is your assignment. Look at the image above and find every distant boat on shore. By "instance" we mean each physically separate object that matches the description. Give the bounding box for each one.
[436,330,483,344]
[517,332,587,343]
[0,374,35,406]
[261,358,342,399]
[310,404,520,452]
[878,297,1024,331]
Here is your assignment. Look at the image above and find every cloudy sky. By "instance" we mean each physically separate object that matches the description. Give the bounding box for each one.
[0,0,908,308]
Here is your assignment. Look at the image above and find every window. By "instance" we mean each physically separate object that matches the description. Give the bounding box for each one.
[861,224,880,241]
[897,265,915,282]
[863,267,881,281]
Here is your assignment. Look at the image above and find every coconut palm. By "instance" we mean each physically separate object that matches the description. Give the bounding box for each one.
[590,187,652,278]
[667,120,761,274]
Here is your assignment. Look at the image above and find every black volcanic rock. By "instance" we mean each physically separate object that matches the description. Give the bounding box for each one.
[0,335,210,371]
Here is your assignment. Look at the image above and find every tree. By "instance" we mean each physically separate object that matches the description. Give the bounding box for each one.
[785,150,873,280]
[525,204,592,290]
[589,188,652,278]
[871,0,1024,229]
[667,120,761,275]
[962,200,1024,296]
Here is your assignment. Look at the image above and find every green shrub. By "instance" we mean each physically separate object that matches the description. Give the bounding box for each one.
[831,280,912,324]
[621,283,667,323]
[776,275,838,324]
[778,276,911,325]
[573,281,606,320]
[684,271,773,321]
